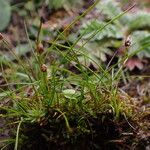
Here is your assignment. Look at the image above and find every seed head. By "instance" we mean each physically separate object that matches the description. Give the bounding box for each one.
[37,43,44,54]
[41,64,47,72]
[125,36,132,47]
[0,33,3,41]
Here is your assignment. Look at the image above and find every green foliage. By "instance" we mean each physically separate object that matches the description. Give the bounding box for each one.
[80,0,150,63]
[127,12,150,31]
[76,39,115,68]
[96,0,122,18]
[129,31,150,59]
[0,43,33,66]
[48,0,83,9]
[15,44,32,57]
[79,20,121,66]
[0,0,11,31]
[21,0,83,10]
[96,0,127,25]
[48,0,65,9]
[81,20,122,41]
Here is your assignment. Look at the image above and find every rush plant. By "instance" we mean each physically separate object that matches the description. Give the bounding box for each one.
[0,1,138,149]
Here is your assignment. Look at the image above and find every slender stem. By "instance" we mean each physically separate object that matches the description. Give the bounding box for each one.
[14,119,23,150]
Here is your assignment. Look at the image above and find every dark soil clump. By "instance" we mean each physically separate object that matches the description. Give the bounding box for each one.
[7,113,146,150]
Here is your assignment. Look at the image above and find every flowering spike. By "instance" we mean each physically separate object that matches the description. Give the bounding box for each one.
[37,42,44,54]
[41,64,47,72]
[125,36,132,47]
[0,33,3,41]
